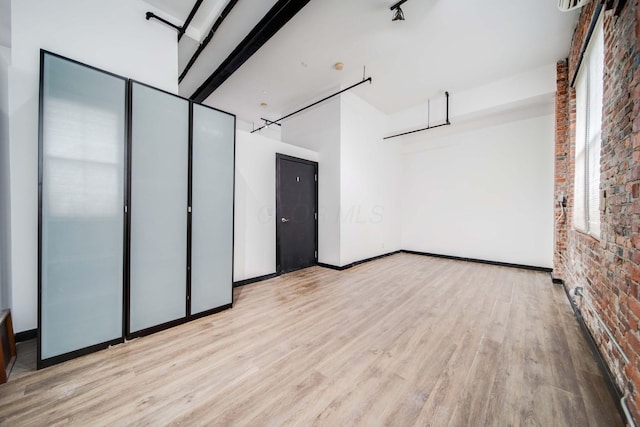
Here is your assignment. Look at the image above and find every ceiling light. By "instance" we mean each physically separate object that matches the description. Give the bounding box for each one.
[390,0,408,21]
[260,102,267,108]
[335,62,344,71]
[392,6,405,21]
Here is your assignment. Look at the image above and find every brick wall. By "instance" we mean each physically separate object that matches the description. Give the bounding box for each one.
[554,60,570,280]
[554,0,640,420]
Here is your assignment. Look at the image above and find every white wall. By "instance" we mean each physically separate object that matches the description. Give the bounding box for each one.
[401,113,555,268]
[281,97,342,266]
[0,46,11,310]
[389,63,557,268]
[8,0,179,332]
[340,92,401,265]
[234,131,318,281]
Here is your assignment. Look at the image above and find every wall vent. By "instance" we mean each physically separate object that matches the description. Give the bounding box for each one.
[558,0,592,11]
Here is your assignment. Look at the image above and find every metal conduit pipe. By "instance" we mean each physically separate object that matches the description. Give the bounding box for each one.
[251,76,372,134]
[570,286,636,427]
[571,287,629,364]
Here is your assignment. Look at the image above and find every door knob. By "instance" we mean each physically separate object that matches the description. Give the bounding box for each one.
[281,217,290,223]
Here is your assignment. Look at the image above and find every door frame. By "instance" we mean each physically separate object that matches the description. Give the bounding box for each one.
[275,154,318,274]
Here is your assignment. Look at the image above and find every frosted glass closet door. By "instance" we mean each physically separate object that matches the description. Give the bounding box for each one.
[191,105,235,314]
[40,53,125,361]
[130,83,188,333]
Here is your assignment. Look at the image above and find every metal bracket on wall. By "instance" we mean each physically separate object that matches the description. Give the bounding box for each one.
[145,0,205,41]
[384,91,451,140]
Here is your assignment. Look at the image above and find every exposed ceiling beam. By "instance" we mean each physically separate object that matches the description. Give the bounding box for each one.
[190,0,312,103]
[179,0,240,83]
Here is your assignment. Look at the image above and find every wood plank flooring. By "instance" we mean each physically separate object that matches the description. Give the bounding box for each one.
[0,253,623,426]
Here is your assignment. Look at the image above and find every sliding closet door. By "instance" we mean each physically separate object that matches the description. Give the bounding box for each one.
[129,83,188,334]
[190,105,235,314]
[39,52,126,366]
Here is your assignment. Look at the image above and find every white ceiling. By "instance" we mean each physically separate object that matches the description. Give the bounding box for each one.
[144,0,579,126]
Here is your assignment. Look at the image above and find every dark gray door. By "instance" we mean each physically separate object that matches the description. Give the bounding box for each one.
[276,154,318,274]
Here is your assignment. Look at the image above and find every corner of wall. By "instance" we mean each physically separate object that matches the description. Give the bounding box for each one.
[0,45,12,311]
[338,92,401,266]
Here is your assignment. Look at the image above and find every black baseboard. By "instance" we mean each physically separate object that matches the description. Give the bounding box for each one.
[15,329,37,342]
[401,250,552,273]
[39,337,124,369]
[188,303,233,321]
[317,262,347,271]
[318,251,402,271]
[234,272,279,287]
[559,281,626,425]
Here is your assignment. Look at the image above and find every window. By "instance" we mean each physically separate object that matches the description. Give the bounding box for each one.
[574,14,604,239]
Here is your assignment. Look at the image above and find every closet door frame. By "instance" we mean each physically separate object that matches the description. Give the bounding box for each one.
[124,81,236,340]
[125,80,189,339]
[37,50,128,369]
[189,102,236,318]
[37,52,236,366]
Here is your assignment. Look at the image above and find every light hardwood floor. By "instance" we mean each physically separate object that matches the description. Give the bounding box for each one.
[0,253,622,426]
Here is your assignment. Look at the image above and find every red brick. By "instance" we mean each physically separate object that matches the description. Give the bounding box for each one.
[627,364,640,390]
[628,331,640,356]
[630,313,639,332]
[628,296,640,320]
[633,266,640,284]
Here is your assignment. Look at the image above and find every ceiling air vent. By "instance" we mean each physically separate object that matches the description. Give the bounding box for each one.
[558,0,592,11]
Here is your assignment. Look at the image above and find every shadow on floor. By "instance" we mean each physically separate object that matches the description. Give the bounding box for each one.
[9,339,36,381]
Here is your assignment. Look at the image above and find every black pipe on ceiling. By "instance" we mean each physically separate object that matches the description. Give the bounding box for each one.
[179,0,240,84]
[145,0,205,40]
[251,77,373,134]
[190,0,312,103]
[179,0,205,41]
[390,0,409,10]
[261,118,281,127]
[383,92,451,140]
[145,12,181,32]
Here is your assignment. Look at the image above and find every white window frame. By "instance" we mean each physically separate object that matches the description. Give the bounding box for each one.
[573,13,604,239]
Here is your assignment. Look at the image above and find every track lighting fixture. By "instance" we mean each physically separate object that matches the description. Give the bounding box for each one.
[390,0,407,21]
[262,118,281,129]
[392,6,405,21]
